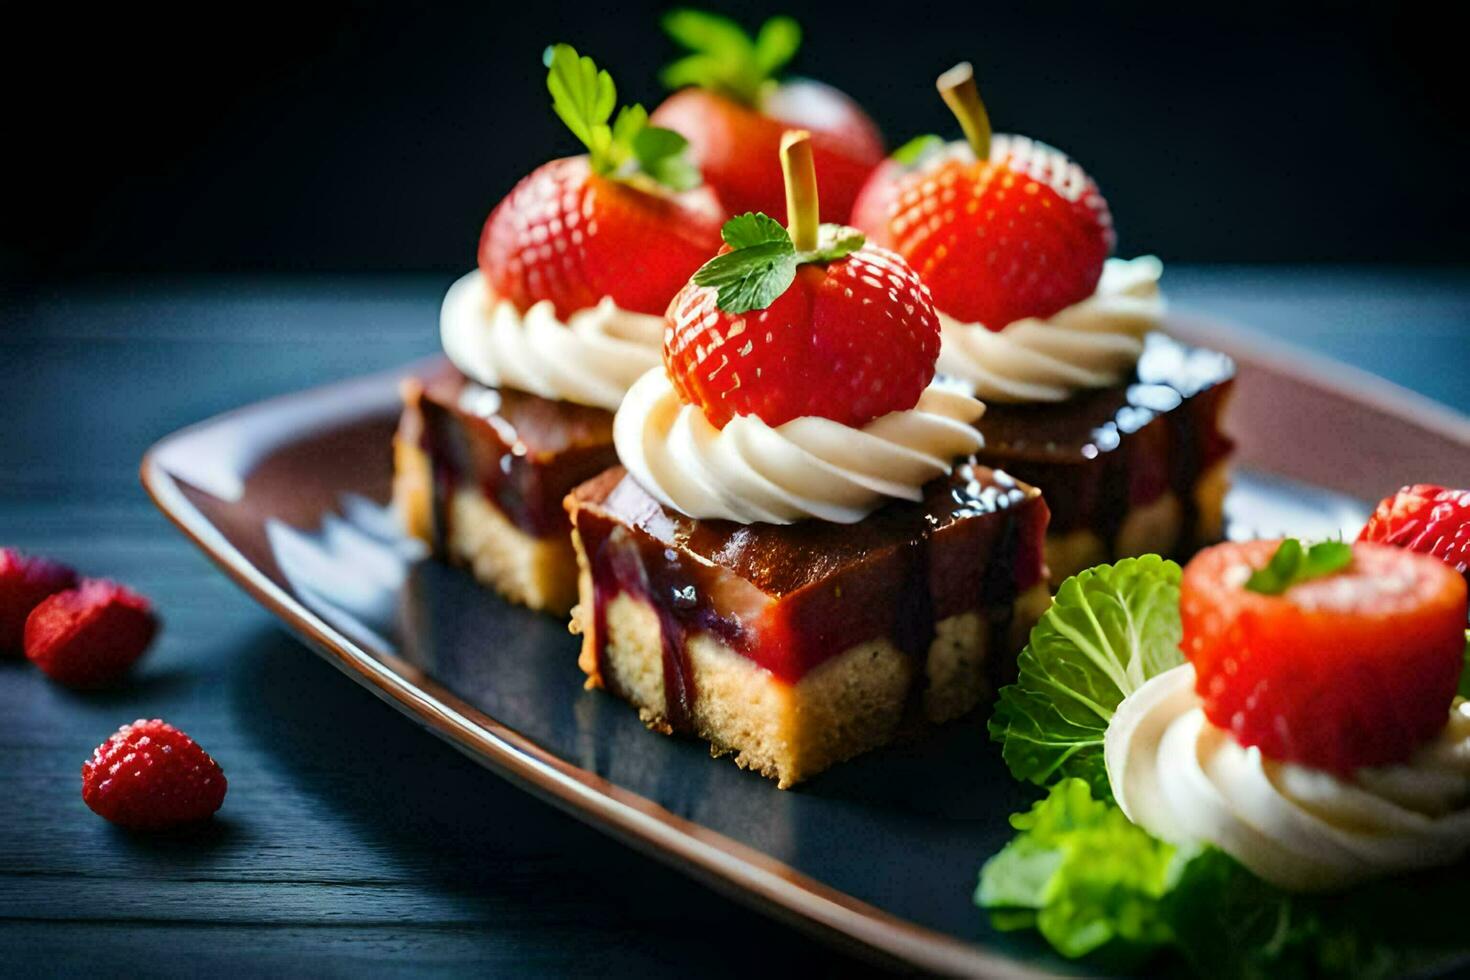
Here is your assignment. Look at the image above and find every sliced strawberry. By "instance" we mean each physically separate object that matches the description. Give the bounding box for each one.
[652,83,883,225]
[479,156,723,320]
[1181,539,1467,773]
[1359,483,1470,582]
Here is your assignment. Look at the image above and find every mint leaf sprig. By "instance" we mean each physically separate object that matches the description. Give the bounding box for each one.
[1243,538,1353,595]
[660,9,801,105]
[544,43,700,191]
[691,213,864,314]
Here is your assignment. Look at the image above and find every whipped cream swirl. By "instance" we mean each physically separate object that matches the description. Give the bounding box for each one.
[936,256,1165,403]
[1106,664,1470,892]
[614,368,985,524]
[439,271,663,411]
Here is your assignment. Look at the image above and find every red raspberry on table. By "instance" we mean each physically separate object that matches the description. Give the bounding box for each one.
[1358,483,1470,581]
[1181,539,1467,774]
[0,548,78,656]
[82,719,227,830]
[24,580,159,688]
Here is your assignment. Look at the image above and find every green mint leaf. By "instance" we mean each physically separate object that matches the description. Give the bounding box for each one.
[753,16,801,74]
[720,212,790,250]
[798,224,865,263]
[990,555,1184,800]
[632,125,700,190]
[545,44,617,169]
[609,103,649,166]
[660,8,799,104]
[1244,538,1353,595]
[545,45,702,191]
[976,779,1187,965]
[692,242,797,314]
[694,215,866,313]
[892,133,945,167]
[662,8,753,59]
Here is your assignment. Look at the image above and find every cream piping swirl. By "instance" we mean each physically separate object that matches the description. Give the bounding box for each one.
[1106,664,1470,892]
[614,368,986,525]
[936,256,1165,403]
[439,271,663,411]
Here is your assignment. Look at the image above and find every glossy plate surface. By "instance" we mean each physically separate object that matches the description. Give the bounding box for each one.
[141,313,1470,976]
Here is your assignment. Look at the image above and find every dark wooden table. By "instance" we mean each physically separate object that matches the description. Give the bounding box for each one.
[2,268,1465,977]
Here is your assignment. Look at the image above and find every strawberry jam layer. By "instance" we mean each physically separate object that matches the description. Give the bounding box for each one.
[975,333,1234,545]
[567,463,1048,731]
[406,364,618,541]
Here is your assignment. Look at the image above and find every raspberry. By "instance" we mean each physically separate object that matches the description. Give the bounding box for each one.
[0,548,78,656]
[82,719,227,830]
[1181,540,1467,773]
[24,580,158,688]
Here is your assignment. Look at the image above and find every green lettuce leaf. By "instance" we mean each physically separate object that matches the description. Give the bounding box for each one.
[989,555,1184,799]
[979,783,1470,978]
[977,779,1191,966]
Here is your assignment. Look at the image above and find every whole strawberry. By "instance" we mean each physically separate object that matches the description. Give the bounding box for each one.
[1359,483,1470,581]
[479,44,723,321]
[649,10,884,224]
[853,63,1114,330]
[665,131,939,429]
[0,547,77,655]
[25,579,158,688]
[82,719,227,830]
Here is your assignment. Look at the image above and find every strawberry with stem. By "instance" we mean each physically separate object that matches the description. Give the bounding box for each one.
[479,44,724,321]
[850,62,1115,330]
[664,130,939,429]
[649,9,884,226]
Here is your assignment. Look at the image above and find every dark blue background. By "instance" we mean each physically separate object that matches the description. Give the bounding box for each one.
[6,0,1467,283]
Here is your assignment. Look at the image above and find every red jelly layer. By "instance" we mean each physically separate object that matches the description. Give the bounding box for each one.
[406,364,618,540]
[975,333,1234,543]
[568,462,1049,716]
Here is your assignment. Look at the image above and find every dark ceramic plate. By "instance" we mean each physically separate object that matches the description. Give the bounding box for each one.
[141,311,1470,977]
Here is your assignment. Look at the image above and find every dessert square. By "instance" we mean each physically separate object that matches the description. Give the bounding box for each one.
[394,364,618,615]
[565,462,1051,788]
[974,333,1234,581]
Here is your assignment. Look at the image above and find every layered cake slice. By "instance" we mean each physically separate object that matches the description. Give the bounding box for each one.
[392,44,723,613]
[851,63,1234,579]
[567,462,1049,787]
[566,132,1051,787]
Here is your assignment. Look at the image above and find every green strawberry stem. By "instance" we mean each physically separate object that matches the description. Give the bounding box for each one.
[937,61,991,162]
[780,129,819,251]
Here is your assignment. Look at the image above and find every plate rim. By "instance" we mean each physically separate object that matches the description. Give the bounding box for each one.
[139,311,1470,978]
[139,382,1045,979]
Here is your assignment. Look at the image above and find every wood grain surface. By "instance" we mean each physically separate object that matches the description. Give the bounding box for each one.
[1,269,1465,977]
